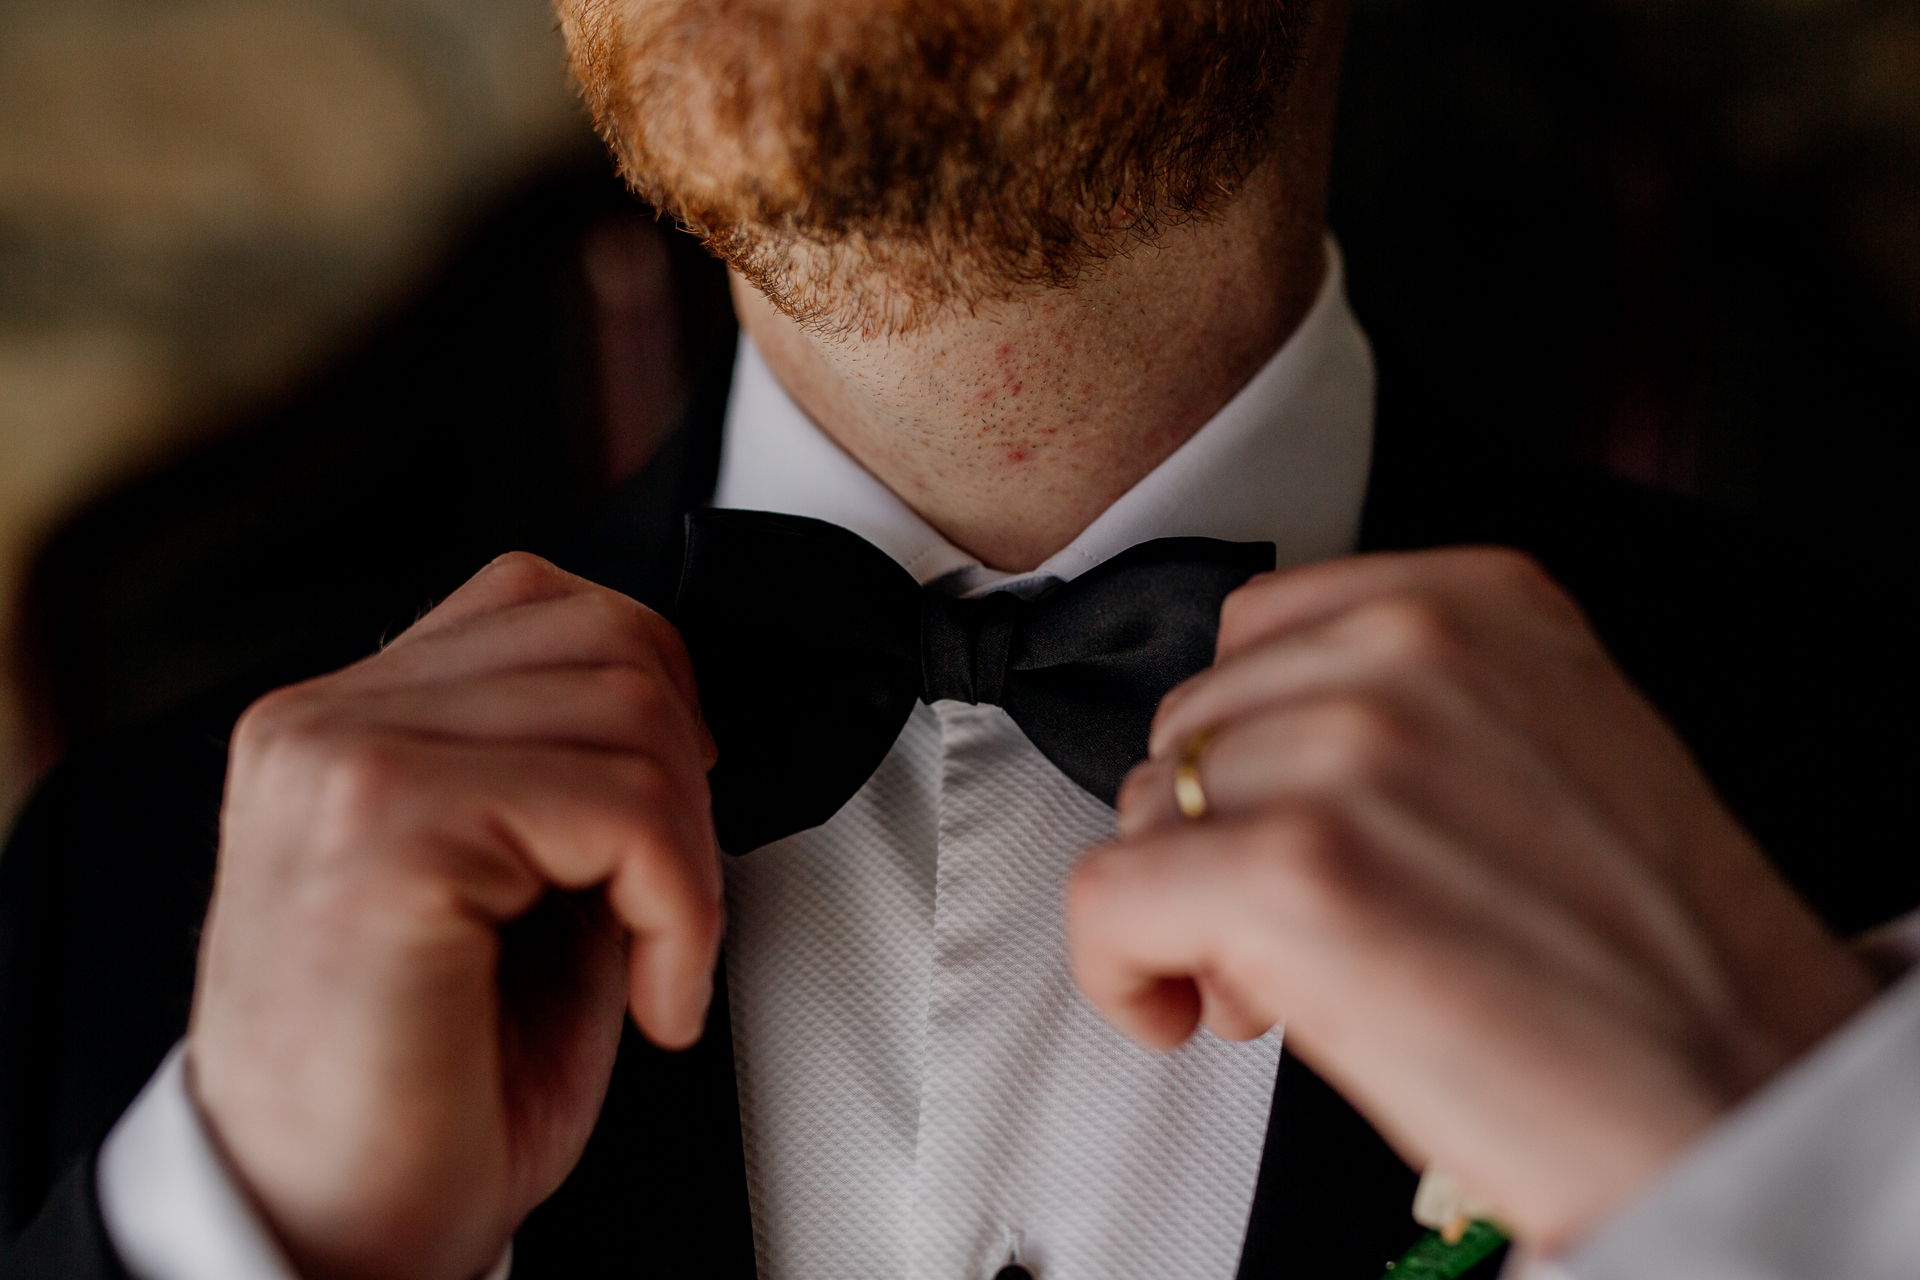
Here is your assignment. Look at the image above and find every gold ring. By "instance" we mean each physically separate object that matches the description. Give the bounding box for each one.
[1173,729,1214,821]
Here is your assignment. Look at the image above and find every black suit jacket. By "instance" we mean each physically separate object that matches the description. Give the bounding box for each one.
[2,234,1913,1280]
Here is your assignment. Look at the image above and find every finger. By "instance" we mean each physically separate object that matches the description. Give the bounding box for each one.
[1151,599,1446,759]
[262,737,723,1044]
[315,667,712,798]
[482,752,722,1048]
[1076,809,1743,1246]
[333,555,716,769]
[312,740,717,907]
[1136,686,1720,1015]
[1075,807,1545,1054]
[1125,696,1425,837]
[1212,547,1579,664]
[1154,570,1590,764]
[369,587,677,688]
[1122,977,1205,1051]
[1068,818,1314,1050]
[625,906,721,1050]
[390,552,590,642]
[357,589,716,767]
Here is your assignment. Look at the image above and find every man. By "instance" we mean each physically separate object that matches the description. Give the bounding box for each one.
[2,0,1916,1278]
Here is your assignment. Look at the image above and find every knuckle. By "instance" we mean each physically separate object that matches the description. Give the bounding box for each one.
[481,550,569,603]
[231,692,357,808]
[231,682,322,754]
[1065,850,1123,920]
[230,700,282,761]
[606,758,696,848]
[595,665,673,726]
[1217,572,1284,645]
[1217,582,1259,636]
[1114,762,1160,814]
[612,752,674,807]
[1474,545,1551,590]
[309,740,415,848]
[1243,809,1374,923]
[1363,596,1465,672]
[1317,697,1415,788]
[582,590,658,657]
[1471,547,1578,617]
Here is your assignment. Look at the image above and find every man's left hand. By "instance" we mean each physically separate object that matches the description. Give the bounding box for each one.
[1067,547,1877,1251]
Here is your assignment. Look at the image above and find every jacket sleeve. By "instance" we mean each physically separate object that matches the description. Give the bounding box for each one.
[0,1153,131,1280]
[0,765,138,1280]
[0,712,231,1273]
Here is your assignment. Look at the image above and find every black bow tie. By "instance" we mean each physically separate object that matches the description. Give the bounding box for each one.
[671,509,1274,855]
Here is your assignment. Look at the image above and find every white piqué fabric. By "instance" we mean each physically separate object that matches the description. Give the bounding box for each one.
[727,703,1282,1280]
[908,704,1282,1280]
[726,702,944,1278]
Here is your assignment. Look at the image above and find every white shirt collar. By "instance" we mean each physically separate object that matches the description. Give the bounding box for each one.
[712,238,1376,596]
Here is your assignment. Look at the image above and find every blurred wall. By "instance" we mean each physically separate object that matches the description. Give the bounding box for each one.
[0,0,595,818]
[1333,0,1919,514]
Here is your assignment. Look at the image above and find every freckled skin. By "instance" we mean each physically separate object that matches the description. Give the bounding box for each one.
[736,4,1347,572]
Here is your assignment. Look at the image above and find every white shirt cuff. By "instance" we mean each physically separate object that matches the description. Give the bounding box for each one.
[96,1043,300,1280]
[1530,962,1920,1280]
[96,1043,512,1280]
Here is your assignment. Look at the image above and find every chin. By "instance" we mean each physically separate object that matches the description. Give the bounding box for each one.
[555,0,1303,332]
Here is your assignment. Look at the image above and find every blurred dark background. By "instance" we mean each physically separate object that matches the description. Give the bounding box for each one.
[2,0,1916,821]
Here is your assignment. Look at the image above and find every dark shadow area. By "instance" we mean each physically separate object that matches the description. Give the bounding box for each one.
[1333,0,1917,547]
[12,160,734,781]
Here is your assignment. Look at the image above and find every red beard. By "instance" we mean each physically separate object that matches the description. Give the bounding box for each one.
[557,0,1302,332]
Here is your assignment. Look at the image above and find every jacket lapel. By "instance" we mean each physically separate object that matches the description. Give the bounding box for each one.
[517,334,757,1279]
[512,973,756,1280]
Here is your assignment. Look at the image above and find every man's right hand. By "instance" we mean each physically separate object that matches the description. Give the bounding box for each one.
[186,553,722,1280]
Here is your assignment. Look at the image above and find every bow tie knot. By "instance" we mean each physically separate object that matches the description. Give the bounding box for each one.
[673,509,1274,855]
[920,591,1024,706]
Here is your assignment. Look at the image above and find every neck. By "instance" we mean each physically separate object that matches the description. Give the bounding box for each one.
[731,12,1343,573]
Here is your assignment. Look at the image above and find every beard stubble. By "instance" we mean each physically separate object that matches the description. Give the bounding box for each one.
[557,0,1302,336]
